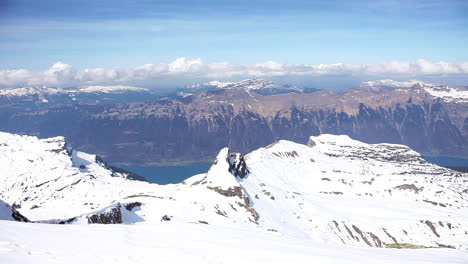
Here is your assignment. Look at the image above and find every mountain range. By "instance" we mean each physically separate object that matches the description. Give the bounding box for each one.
[0,85,158,111]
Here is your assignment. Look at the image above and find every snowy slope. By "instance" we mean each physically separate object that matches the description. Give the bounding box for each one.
[241,135,468,249]
[0,132,257,226]
[0,131,467,251]
[1,219,467,264]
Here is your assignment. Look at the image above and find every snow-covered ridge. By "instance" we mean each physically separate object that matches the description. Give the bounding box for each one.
[0,131,467,251]
[360,79,468,103]
[186,78,305,93]
[423,85,468,103]
[77,85,149,93]
[360,79,435,89]
[0,85,150,97]
[187,80,235,89]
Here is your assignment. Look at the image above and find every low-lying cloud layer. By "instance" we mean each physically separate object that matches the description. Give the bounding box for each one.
[1,58,467,88]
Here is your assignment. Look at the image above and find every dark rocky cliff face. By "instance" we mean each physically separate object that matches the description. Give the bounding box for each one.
[0,199,30,222]
[1,88,466,164]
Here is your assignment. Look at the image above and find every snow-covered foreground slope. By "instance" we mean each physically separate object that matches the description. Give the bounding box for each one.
[243,136,468,249]
[0,132,257,225]
[1,220,467,264]
[1,131,468,263]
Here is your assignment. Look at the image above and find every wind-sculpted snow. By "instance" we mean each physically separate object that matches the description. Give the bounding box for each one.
[0,131,467,252]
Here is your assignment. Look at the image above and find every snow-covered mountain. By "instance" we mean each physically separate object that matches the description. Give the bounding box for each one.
[185,79,319,95]
[0,85,155,109]
[1,131,467,252]
[0,85,149,97]
[360,79,468,103]
[0,132,256,224]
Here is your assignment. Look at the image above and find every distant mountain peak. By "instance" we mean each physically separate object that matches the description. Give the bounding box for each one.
[185,78,317,95]
[359,79,467,103]
[77,85,150,93]
[187,78,275,90]
[359,79,437,90]
[0,85,150,97]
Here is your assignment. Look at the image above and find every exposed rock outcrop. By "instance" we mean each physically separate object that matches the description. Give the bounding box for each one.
[227,152,249,179]
[39,202,143,225]
[87,204,123,224]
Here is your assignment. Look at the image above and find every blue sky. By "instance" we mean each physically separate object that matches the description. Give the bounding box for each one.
[0,0,467,88]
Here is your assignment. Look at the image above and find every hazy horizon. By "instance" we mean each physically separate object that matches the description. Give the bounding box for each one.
[1,0,468,89]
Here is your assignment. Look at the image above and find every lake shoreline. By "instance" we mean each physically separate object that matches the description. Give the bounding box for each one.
[115,162,213,185]
[114,156,468,185]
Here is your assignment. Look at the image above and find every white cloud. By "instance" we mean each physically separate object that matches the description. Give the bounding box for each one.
[0,58,467,88]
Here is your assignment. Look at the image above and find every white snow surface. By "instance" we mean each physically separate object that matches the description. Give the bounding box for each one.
[1,131,468,263]
[1,220,467,264]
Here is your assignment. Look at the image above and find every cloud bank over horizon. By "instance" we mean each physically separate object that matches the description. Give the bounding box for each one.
[1,58,468,89]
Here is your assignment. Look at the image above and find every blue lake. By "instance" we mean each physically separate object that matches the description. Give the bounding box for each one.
[117,162,213,185]
[422,156,468,167]
[117,156,468,185]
